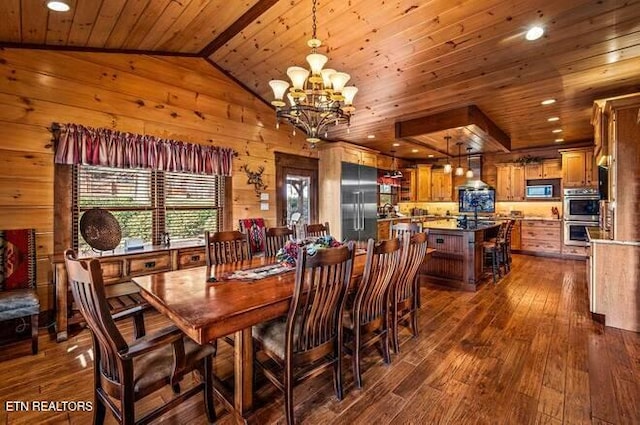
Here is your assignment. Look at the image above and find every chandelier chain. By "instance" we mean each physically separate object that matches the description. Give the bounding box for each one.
[311,0,317,40]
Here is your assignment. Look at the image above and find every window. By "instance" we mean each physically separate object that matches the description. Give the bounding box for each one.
[164,172,223,244]
[75,165,224,253]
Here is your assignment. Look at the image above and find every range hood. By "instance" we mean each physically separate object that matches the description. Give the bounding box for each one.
[458,178,492,190]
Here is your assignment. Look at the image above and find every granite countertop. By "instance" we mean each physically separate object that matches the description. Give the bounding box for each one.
[377,214,451,222]
[586,227,640,246]
[422,219,500,231]
[378,215,562,222]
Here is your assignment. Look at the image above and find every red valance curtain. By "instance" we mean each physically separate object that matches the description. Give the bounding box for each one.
[53,123,236,176]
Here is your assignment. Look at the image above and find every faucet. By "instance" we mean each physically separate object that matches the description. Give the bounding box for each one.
[382,203,394,216]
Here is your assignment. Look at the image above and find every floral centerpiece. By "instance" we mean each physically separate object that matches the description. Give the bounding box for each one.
[276,235,342,266]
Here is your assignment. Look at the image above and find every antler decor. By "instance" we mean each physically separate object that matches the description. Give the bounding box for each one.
[240,164,268,197]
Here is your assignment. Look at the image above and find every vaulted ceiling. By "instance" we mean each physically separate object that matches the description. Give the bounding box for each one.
[2,0,640,160]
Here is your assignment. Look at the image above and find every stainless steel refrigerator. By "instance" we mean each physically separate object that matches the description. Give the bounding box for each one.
[341,162,378,242]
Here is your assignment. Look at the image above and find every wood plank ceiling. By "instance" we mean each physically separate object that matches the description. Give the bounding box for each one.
[1,0,640,160]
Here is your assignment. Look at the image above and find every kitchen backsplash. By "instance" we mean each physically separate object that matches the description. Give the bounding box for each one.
[398,201,563,217]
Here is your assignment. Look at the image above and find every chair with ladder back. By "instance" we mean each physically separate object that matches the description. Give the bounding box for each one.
[64,249,218,425]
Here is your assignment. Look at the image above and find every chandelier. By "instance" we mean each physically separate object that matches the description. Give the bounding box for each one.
[268,0,358,147]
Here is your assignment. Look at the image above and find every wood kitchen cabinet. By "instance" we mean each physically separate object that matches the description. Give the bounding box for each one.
[496,164,525,201]
[399,168,416,202]
[542,159,562,179]
[510,220,521,250]
[430,168,453,201]
[343,145,377,167]
[525,159,562,179]
[377,220,391,240]
[524,163,543,180]
[520,220,561,254]
[561,148,595,188]
[416,164,432,201]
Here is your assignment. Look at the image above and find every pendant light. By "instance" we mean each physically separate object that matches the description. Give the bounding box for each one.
[465,147,474,178]
[455,142,464,176]
[443,135,452,174]
[391,151,403,179]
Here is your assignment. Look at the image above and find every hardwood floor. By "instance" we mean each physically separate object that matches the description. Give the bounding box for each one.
[1,254,639,424]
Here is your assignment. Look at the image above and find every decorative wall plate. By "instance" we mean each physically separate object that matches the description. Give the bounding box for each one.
[79,208,122,251]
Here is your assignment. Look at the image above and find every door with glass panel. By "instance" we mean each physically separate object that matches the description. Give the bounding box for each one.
[275,153,318,229]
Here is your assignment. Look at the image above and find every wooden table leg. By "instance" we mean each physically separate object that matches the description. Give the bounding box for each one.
[234,328,254,418]
[54,263,69,342]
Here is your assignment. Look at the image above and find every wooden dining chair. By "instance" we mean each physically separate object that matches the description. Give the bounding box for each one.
[204,230,252,266]
[262,226,294,257]
[63,249,217,425]
[304,222,331,238]
[252,242,355,425]
[343,237,401,388]
[391,222,422,239]
[389,232,429,353]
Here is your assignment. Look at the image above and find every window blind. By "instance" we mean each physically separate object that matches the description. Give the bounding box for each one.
[76,166,153,252]
[74,165,224,252]
[163,172,223,243]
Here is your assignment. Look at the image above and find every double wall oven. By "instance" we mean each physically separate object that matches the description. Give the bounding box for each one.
[563,188,599,246]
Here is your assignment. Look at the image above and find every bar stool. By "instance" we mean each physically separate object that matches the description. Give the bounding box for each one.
[482,222,507,284]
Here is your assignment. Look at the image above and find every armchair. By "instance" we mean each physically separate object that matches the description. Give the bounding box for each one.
[64,249,218,425]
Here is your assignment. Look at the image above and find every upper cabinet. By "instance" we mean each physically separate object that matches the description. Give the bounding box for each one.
[399,168,416,202]
[525,159,562,180]
[524,163,543,180]
[561,148,595,188]
[414,165,453,202]
[430,168,453,201]
[496,164,525,201]
[416,164,432,202]
[343,146,377,167]
[542,159,562,179]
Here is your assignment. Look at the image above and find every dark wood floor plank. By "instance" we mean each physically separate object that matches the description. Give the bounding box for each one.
[1,255,639,424]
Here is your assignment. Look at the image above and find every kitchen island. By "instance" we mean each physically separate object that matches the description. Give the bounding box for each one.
[420,219,501,291]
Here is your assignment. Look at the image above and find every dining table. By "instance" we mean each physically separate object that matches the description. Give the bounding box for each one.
[133,247,435,423]
[132,253,367,423]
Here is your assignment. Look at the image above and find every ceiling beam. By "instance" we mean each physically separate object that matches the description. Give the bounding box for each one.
[395,105,511,152]
[199,0,281,58]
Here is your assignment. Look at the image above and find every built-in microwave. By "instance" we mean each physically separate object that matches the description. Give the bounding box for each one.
[526,185,553,198]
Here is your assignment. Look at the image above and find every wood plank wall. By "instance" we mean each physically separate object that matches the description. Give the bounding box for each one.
[0,48,315,315]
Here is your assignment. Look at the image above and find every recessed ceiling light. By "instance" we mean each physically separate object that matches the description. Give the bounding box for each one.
[552,129,563,133]
[47,1,70,12]
[541,98,556,105]
[367,134,375,139]
[428,154,434,158]
[555,138,564,143]
[411,149,419,153]
[547,116,559,122]
[525,26,544,41]
[392,142,400,147]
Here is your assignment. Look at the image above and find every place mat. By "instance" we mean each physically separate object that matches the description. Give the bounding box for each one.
[220,262,294,281]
